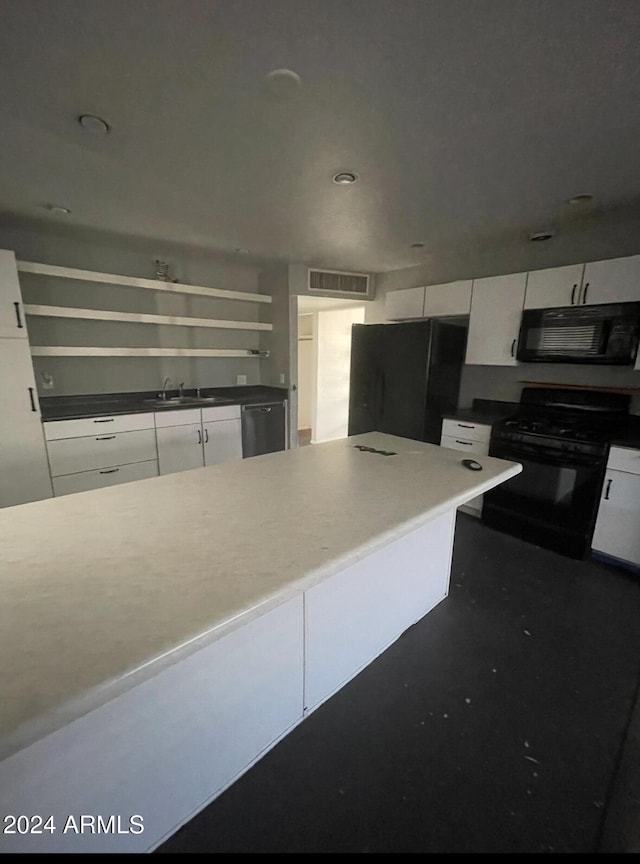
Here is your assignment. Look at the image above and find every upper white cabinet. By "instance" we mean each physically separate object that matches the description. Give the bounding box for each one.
[384,286,425,320]
[0,338,53,507]
[524,264,585,309]
[423,280,472,317]
[465,273,527,366]
[0,250,27,339]
[582,255,640,305]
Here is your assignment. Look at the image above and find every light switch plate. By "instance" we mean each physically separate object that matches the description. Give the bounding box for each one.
[279,373,286,384]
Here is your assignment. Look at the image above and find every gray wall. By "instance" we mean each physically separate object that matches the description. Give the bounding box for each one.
[0,218,265,395]
[367,214,640,413]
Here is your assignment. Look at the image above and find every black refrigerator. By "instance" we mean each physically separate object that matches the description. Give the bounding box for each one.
[347,319,467,443]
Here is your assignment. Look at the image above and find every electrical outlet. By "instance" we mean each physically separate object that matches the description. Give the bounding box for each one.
[236,374,247,385]
[279,373,286,384]
[41,372,55,390]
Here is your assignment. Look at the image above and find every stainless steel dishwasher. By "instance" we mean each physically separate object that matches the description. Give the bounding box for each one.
[241,401,287,457]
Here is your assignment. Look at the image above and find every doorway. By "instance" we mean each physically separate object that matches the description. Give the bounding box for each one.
[296,297,365,446]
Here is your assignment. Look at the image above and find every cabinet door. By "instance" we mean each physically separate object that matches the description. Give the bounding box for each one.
[0,338,53,507]
[465,273,527,365]
[582,255,640,305]
[592,469,640,566]
[423,280,472,317]
[384,286,425,320]
[0,250,27,339]
[156,423,204,475]
[524,264,585,309]
[203,418,242,466]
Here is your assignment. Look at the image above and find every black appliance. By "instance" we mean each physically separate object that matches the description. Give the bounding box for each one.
[241,402,286,457]
[517,302,640,365]
[348,320,467,443]
[483,387,631,559]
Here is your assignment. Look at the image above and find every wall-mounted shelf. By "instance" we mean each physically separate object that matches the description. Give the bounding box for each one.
[30,347,269,358]
[24,304,272,332]
[17,260,271,305]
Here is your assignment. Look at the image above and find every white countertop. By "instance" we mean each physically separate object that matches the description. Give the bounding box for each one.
[0,432,520,758]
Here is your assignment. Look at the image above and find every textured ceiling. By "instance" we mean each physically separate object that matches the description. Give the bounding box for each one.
[1,0,639,272]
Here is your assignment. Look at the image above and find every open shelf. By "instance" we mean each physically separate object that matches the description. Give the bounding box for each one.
[17,260,271,304]
[30,347,269,358]
[24,304,272,331]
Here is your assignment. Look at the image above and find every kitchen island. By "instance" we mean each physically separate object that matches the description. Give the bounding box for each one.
[0,432,520,853]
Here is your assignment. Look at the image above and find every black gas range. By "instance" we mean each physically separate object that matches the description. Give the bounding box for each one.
[483,388,630,559]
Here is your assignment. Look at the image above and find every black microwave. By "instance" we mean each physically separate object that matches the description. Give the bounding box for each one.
[517,302,640,365]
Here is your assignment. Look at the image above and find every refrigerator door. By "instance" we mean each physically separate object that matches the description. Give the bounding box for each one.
[348,324,383,436]
[422,321,467,444]
[379,321,431,440]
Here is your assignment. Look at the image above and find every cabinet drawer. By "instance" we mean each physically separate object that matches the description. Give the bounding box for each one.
[201,404,241,422]
[47,429,157,476]
[154,408,202,428]
[440,434,489,456]
[441,418,491,444]
[607,446,640,475]
[44,412,155,440]
[52,460,158,497]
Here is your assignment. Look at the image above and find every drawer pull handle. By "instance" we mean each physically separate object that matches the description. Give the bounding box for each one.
[14,302,24,328]
[99,468,119,475]
[96,435,116,441]
[604,478,612,500]
[28,387,37,412]
[457,423,474,429]
[93,418,114,423]
[455,439,474,445]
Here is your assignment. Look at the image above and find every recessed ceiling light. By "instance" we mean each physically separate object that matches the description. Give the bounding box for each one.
[333,172,358,185]
[78,114,110,135]
[265,69,303,100]
[567,193,594,205]
[410,242,425,249]
[44,204,71,215]
[529,231,554,242]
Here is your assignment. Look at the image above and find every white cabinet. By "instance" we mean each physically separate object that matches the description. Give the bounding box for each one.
[384,286,425,320]
[0,338,53,507]
[582,255,640,306]
[423,280,472,317]
[440,419,492,517]
[155,405,243,475]
[524,264,585,309]
[157,423,204,475]
[0,249,27,339]
[465,273,527,365]
[45,412,158,497]
[592,446,640,569]
[203,419,243,466]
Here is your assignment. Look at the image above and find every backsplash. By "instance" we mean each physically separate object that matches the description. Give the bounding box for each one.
[459,362,640,415]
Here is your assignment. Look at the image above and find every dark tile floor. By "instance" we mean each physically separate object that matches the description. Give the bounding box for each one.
[157,515,640,854]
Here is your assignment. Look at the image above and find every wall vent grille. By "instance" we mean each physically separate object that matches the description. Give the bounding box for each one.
[308,268,370,297]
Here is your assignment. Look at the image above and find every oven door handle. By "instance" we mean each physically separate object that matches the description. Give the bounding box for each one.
[491,447,603,469]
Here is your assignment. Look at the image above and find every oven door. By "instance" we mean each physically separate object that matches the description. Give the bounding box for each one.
[483,437,605,558]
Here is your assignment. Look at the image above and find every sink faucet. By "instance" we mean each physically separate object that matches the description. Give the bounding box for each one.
[159,377,173,400]
[178,381,185,398]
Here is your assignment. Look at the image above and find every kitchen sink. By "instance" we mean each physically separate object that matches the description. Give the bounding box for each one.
[144,396,229,407]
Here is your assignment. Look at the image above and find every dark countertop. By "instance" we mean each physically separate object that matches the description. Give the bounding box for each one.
[40,385,288,422]
[442,399,519,427]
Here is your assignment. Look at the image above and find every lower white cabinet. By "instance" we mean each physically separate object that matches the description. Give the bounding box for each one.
[440,421,492,517]
[0,338,52,508]
[155,405,243,476]
[592,446,640,568]
[45,412,159,497]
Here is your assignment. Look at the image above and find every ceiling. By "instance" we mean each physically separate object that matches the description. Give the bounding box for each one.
[1,0,639,274]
